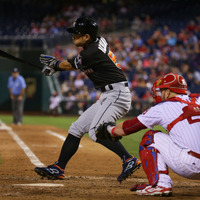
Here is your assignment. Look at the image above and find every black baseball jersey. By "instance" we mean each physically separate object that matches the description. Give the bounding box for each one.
[69,37,127,89]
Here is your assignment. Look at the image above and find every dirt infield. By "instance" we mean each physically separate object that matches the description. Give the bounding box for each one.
[0,124,200,200]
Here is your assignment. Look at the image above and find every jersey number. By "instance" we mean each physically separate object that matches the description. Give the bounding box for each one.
[183,105,200,124]
[108,50,121,69]
[187,106,200,124]
[167,104,200,131]
[98,37,121,69]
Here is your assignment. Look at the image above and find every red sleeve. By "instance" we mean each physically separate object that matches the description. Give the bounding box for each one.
[122,117,147,135]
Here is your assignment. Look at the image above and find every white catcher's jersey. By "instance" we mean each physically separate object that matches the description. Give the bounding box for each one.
[138,94,200,153]
[138,94,200,187]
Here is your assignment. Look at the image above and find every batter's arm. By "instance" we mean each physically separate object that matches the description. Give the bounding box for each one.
[40,54,76,76]
[58,60,75,71]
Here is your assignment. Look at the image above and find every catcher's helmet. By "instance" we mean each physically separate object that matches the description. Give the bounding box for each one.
[152,73,189,104]
[67,17,98,41]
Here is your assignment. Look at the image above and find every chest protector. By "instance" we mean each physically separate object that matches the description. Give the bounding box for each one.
[166,94,200,132]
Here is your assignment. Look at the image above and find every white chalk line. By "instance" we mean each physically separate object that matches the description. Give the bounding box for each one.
[0,120,12,131]
[46,130,83,148]
[0,119,43,167]
[7,129,44,167]
[1,121,82,168]
[13,183,64,187]
[31,144,59,148]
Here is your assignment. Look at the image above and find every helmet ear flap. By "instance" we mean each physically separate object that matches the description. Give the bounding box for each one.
[151,79,162,104]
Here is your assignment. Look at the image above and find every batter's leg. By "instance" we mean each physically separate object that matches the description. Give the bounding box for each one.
[89,92,141,181]
[88,92,131,160]
[34,101,100,179]
[55,100,101,169]
[57,134,81,169]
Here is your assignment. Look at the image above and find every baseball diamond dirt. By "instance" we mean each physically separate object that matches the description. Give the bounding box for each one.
[0,124,200,200]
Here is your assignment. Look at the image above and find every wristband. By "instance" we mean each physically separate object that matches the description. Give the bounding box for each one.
[55,61,62,71]
[107,125,117,136]
[111,127,117,136]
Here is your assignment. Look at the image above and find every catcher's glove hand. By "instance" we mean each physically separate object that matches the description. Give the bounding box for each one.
[95,122,122,141]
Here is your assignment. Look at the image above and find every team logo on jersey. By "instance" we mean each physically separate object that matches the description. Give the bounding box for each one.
[74,55,82,68]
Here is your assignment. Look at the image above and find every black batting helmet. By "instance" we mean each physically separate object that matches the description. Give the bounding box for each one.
[67,17,98,41]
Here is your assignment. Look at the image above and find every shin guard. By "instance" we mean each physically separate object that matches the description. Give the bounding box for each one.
[139,130,160,186]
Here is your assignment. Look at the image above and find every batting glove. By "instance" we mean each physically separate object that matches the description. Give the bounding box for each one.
[42,66,56,76]
[95,122,122,141]
[40,54,60,71]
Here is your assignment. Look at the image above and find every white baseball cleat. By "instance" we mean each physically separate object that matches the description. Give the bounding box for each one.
[136,185,172,196]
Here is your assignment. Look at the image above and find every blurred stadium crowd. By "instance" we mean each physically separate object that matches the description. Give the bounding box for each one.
[1,0,200,114]
[55,22,200,114]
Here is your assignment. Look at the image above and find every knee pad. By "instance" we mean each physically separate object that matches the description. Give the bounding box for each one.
[139,130,161,186]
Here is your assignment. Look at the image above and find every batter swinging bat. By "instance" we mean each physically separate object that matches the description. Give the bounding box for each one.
[0,49,42,70]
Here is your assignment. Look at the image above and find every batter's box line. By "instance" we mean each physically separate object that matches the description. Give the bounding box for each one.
[46,130,83,148]
[6,129,44,167]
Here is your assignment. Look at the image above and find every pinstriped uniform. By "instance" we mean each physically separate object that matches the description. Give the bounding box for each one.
[138,94,200,188]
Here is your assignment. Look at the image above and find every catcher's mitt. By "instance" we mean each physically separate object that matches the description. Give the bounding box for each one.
[95,122,122,141]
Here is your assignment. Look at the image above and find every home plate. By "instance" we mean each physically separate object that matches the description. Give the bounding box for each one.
[13,183,64,187]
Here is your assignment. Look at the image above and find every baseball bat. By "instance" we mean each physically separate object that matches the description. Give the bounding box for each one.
[0,49,42,70]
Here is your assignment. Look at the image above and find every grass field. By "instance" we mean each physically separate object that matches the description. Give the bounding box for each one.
[0,114,167,158]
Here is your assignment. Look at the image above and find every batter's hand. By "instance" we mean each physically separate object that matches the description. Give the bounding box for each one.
[95,122,122,141]
[42,66,56,76]
[40,54,60,70]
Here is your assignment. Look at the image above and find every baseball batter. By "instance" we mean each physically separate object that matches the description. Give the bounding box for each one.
[34,17,141,181]
[96,73,200,196]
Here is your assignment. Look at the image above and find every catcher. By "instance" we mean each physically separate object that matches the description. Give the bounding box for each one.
[96,73,200,196]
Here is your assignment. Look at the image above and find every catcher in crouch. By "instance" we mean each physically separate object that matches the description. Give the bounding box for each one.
[96,73,200,196]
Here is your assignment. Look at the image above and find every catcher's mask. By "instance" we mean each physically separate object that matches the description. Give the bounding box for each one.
[151,73,189,104]
[67,17,98,42]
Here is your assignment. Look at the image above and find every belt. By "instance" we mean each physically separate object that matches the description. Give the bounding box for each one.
[188,150,200,159]
[101,82,128,92]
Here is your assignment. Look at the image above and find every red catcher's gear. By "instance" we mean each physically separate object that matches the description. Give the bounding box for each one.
[157,73,189,94]
[165,94,200,131]
[139,130,169,186]
[151,73,189,104]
